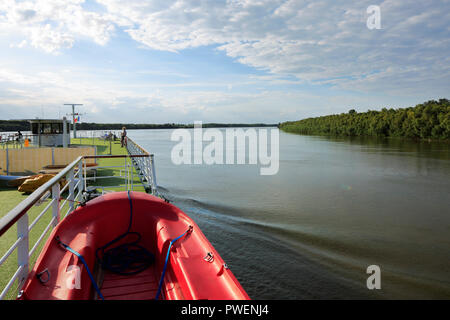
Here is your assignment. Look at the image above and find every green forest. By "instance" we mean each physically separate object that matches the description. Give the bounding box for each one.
[280,99,450,140]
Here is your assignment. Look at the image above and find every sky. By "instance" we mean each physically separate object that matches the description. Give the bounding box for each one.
[0,0,449,124]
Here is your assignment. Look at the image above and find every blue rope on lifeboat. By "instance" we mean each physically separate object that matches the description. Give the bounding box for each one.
[155,225,193,300]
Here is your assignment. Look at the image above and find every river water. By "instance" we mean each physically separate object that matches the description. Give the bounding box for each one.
[128,128,450,299]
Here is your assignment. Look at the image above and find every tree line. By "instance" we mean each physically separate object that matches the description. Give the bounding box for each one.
[280,99,450,140]
[0,121,276,132]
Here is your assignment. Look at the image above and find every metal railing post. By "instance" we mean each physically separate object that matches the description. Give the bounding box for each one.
[51,183,60,227]
[68,169,75,213]
[128,161,131,190]
[5,148,9,175]
[83,160,87,192]
[130,159,134,191]
[150,154,158,195]
[16,213,29,292]
[146,157,151,183]
[78,160,83,197]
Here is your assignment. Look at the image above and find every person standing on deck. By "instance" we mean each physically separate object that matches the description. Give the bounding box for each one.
[16,130,23,142]
[121,127,127,147]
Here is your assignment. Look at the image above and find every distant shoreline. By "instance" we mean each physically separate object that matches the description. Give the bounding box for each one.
[0,121,278,132]
[279,99,449,141]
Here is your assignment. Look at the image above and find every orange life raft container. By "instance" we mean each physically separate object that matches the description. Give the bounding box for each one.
[19,191,249,300]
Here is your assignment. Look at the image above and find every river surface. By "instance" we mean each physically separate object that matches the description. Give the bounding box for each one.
[127,128,450,299]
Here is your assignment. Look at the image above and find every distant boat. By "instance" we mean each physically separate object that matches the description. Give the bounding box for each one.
[18,191,250,300]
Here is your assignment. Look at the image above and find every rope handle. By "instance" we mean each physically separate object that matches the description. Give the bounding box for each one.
[36,268,50,284]
[155,225,193,300]
[55,236,105,300]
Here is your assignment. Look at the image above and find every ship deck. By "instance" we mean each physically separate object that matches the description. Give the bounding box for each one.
[0,137,145,299]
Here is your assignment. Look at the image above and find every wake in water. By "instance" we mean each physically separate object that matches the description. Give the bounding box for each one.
[157,186,374,299]
[157,185,450,299]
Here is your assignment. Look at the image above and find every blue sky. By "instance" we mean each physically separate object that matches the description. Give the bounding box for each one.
[0,0,449,123]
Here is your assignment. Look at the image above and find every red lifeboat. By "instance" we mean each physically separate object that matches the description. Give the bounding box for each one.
[19,191,249,300]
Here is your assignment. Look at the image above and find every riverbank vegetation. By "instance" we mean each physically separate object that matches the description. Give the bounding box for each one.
[280,99,450,140]
[0,121,276,132]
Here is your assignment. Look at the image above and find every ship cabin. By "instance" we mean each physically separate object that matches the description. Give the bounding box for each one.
[29,118,71,147]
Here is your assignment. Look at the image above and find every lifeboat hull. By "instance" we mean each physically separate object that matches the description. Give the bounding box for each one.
[19,191,249,300]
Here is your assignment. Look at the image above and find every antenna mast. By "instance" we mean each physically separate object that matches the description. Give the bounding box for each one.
[64,104,83,139]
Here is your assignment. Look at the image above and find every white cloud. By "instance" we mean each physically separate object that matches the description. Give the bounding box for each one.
[9,39,27,48]
[0,0,449,122]
[0,0,115,53]
[91,0,450,93]
[1,0,448,90]
[28,24,74,53]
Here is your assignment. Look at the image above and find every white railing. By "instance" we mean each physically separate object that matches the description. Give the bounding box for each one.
[82,155,134,194]
[126,138,158,195]
[0,153,155,300]
[0,156,84,300]
[1,134,35,149]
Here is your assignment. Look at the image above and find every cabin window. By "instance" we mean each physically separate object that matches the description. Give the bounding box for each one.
[42,123,52,134]
[52,123,62,134]
[31,123,38,134]
[31,122,66,134]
